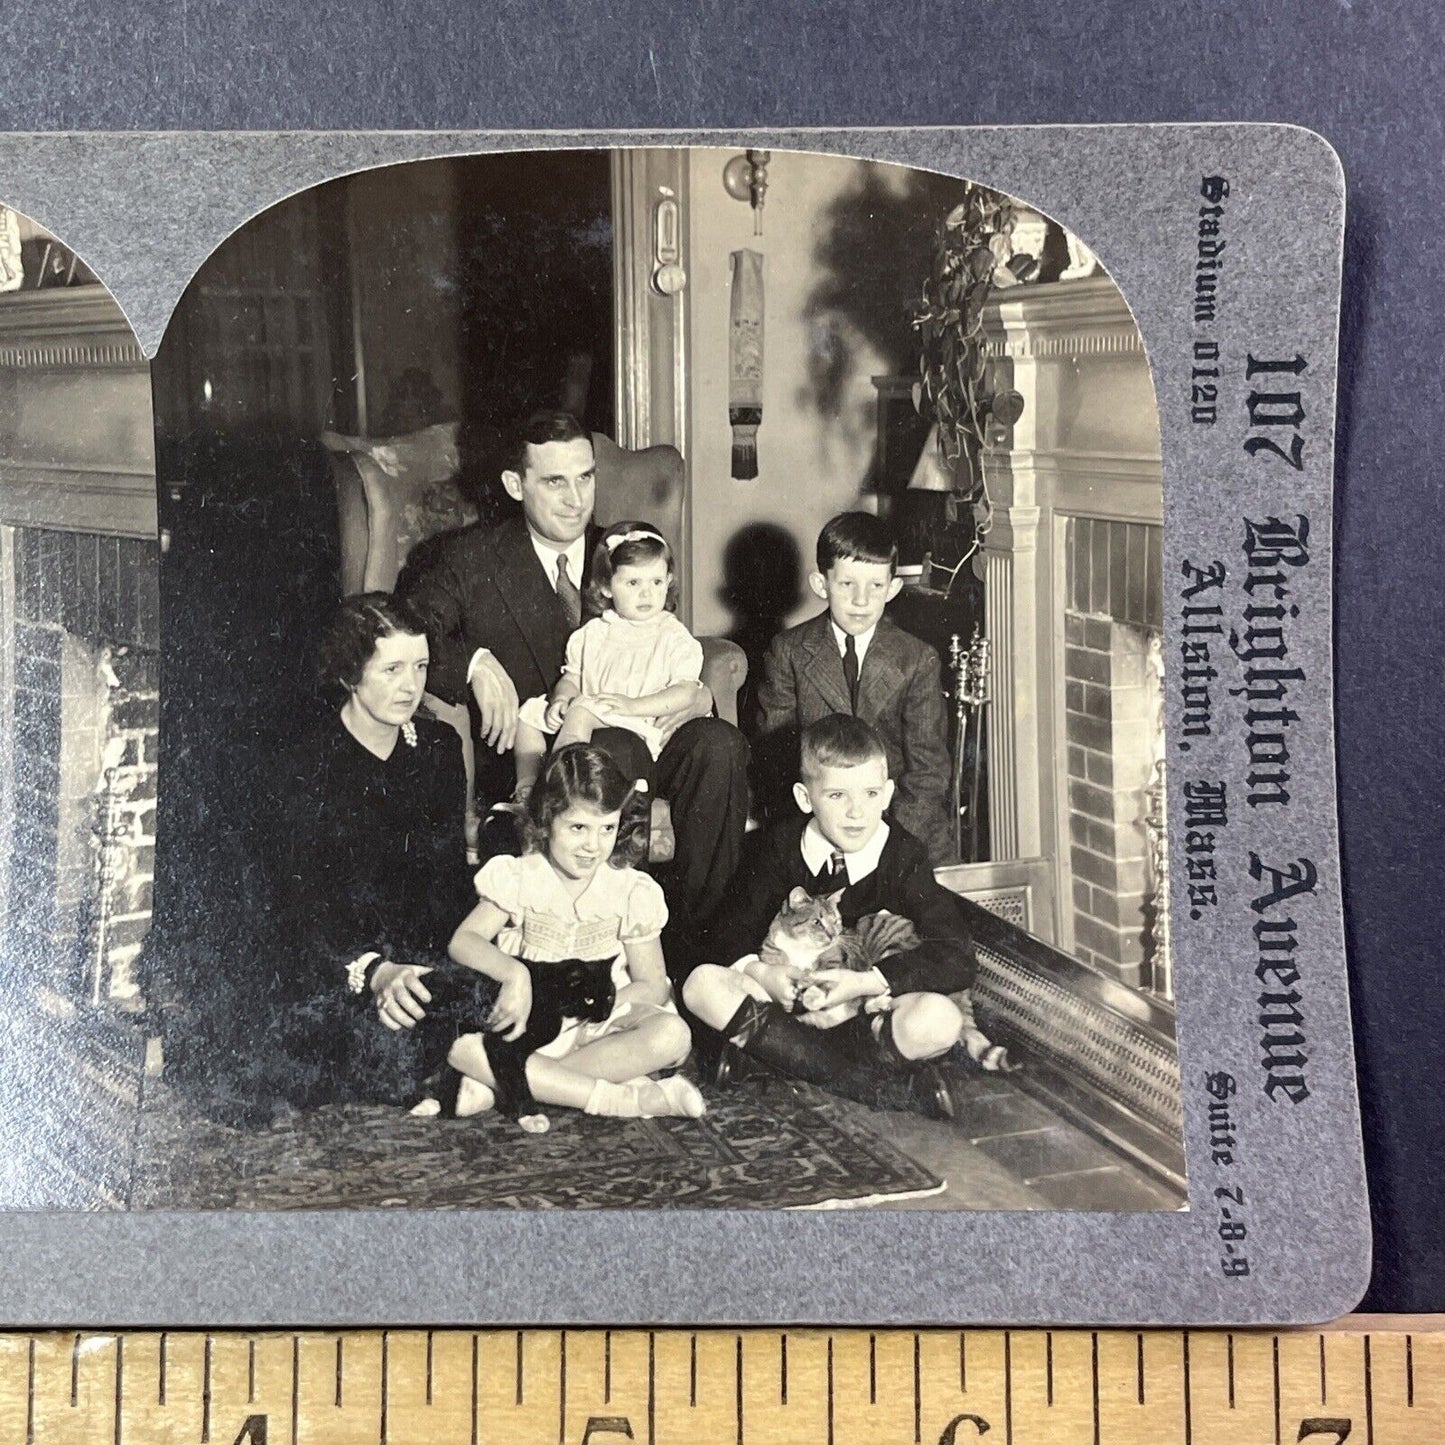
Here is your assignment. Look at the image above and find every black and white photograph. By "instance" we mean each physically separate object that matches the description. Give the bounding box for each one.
[0,145,1184,1214]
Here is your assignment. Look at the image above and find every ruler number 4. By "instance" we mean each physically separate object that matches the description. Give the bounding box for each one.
[1298,1421,1351,1444]
[580,1419,635,1444]
[230,1416,268,1445]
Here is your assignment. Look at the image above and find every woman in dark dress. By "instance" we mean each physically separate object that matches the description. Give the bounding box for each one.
[275,592,502,1109]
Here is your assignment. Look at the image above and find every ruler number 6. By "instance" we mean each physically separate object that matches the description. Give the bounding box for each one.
[938,1414,991,1441]
[1298,1420,1351,1444]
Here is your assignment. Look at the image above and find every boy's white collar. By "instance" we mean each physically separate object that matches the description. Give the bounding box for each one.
[801,818,890,883]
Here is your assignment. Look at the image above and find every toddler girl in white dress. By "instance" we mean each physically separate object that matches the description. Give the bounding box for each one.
[514,521,704,801]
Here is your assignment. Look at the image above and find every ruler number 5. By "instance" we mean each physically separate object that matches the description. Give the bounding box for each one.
[1298,1420,1351,1444]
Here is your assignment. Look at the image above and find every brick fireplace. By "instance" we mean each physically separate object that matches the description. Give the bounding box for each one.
[1062,518,1165,986]
[0,280,158,1207]
[979,275,1169,996]
[8,530,159,1005]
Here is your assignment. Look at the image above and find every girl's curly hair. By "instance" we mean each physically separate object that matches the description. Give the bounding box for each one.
[583,520,677,620]
[520,743,651,870]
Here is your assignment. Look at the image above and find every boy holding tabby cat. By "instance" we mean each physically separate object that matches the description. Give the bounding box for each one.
[684,715,990,1116]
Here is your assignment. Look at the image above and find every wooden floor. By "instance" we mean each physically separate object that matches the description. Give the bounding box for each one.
[861,1071,1182,1212]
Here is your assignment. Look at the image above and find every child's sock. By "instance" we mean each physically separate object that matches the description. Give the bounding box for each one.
[651,1074,707,1118]
[456,1078,497,1116]
[583,1076,706,1118]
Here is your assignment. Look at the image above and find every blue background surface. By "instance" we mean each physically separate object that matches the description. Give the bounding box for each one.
[1,0,1439,1313]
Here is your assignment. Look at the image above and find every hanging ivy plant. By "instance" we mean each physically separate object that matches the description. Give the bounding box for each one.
[913,185,1027,497]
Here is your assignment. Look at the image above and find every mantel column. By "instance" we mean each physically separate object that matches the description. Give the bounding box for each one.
[983,484,1043,862]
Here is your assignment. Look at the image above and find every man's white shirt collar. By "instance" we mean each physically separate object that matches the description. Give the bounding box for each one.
[801,817,890,884]
[830,619,878,668]
[531,530,588,588]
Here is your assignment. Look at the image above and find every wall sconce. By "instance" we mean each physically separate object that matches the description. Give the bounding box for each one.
[722,150,772,235]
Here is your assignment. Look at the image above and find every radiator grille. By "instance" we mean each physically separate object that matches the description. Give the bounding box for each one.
[973,944,1183,1138]
[966,888,1030,930]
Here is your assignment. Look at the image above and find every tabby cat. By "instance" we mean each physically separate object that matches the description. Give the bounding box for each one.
[756,887,920,1026]
[756,887,1014,1069]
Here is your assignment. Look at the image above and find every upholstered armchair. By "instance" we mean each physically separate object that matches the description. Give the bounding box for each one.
[321,422,748,859]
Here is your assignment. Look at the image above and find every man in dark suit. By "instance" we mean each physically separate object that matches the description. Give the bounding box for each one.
[754,512,955,864]
[399,410,750,939]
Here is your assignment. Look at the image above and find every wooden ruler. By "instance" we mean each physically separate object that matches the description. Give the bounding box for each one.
[0,1322,1435,1444]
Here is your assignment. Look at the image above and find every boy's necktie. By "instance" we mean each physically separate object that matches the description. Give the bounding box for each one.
[842,633,860,714]
[812,849,849,895]
[555,553,582,629]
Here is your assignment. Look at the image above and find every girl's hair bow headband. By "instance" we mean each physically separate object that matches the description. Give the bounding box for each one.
[604,528,665,554]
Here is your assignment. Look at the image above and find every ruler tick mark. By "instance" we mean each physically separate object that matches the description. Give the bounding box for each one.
[780,1333,788,1404]
[202,1335,212,1442]
[71,1333,80,1407]
[559,1330,567,1445]
[1364,1334,1375,1445]
[1407,1333,1415,1407]
[689,1333,697,1407]
[870,1333,877,1404]
[1137,1332,1145,1405]
[381,1331,390,1445]
[291,1337,299,1445]
[113,1336,123,1445]
[470,1334,479,1445]
[426,1331,434,1406]
[827,1336,835,1445]
[959,1331,967,1393]
[605,1329,612,1403]
[648,1331,656,1445]
[158,1331,167,1406]
[1227,1333,1235,1409]
[26,1336,35,1445]
[517,1330,525,1406]
[247,1338,255,1405]
[735,1334,743,1445]
[1319,1333,1327,1402]
[335,1336,343,1408]
[1182,1332,1192,1445]
[1091,1332,1100,1445]
[1046,1331,1053,1406]
[914,1332,922,1444]
[1004,1331,1013,1445]
[1272,1335,1281,1445]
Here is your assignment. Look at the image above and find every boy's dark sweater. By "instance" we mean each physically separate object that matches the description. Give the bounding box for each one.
[706,814,978,996]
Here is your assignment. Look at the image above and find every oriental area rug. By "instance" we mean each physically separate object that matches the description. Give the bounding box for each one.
[125,1074,946,1212]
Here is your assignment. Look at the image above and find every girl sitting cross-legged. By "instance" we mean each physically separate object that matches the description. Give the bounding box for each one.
[427,743,707,1132]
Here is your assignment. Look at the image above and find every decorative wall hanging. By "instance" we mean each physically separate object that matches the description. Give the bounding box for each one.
[728,247,764,479]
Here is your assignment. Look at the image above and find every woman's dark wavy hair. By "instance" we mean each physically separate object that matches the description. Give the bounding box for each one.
[318,592,429,696]
[583,520,677,620]
[520,743,651,870]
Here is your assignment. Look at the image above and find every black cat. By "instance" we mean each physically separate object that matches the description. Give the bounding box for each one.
[482,957,617,1129]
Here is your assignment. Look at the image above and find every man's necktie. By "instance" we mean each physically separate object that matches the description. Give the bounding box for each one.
[842,633,860,714]
[555,553,582,629]
[812,849,849,895]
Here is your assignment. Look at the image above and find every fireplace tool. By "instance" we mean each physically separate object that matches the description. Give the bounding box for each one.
[949,625,992,861]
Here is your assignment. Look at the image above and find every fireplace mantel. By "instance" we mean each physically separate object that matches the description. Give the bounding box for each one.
[0,289,156,540]
[978,277,1164,968]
